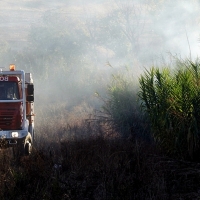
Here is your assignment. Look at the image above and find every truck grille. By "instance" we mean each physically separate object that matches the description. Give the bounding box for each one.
[0,103,22,130]
[0,109,15,127]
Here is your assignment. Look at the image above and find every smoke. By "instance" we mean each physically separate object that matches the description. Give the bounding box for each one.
[0,0,200,116]
[150,0,200,60]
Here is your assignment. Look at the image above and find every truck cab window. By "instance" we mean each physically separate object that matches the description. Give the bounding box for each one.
[0,82,20,100]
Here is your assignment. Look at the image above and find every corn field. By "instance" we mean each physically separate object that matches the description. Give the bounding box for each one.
[139,60,200,160]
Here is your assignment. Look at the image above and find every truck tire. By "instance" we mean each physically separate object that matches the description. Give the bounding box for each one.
[24,141,32,155]
[13,133,32,157]
[23,132,32,156]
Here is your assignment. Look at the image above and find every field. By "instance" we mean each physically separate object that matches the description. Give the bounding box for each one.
[1,97,200,199]
[1,1,200,199]
[1,126,200,199]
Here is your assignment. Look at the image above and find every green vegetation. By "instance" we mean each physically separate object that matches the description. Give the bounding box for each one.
[100,59,200,161]
[139,60,200,159]
[101,68,149,139]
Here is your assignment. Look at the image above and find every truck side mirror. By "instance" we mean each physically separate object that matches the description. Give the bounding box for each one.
[27,84,34,102]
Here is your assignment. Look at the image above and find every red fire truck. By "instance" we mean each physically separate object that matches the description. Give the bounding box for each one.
[0,64,34,155]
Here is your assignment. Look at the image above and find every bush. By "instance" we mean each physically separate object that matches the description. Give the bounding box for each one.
[101,69,150,139]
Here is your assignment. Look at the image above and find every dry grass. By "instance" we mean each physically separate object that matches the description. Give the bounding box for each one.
[0,114,200,199]
[0,100,200,199]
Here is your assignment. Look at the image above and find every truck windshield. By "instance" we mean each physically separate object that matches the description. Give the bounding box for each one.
[0,82,20,100]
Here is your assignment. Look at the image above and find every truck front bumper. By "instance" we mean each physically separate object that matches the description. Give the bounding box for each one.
[0,130,28,147]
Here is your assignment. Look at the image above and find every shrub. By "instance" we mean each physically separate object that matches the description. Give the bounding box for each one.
[101,69,150,139]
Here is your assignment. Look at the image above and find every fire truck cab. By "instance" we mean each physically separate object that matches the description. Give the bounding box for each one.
[0,65,34,155]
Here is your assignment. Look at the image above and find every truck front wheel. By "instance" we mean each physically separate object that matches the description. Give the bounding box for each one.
[23,133,32,156]
[24,140,32,155]
[13,133,32,157]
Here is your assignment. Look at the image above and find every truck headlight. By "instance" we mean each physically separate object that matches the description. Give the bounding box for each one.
[11,132,19,138]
